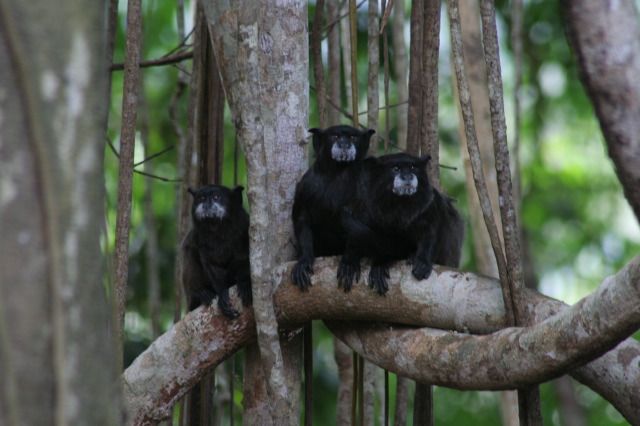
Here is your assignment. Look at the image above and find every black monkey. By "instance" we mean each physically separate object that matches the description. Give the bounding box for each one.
[291,125,375,290]
[291,125,374,426]
[182,185,252,318]
[337,153,464,294]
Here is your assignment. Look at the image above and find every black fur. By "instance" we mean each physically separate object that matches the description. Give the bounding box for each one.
[182,185,251,318]
[291,125,375,290]
[338,153,464,294]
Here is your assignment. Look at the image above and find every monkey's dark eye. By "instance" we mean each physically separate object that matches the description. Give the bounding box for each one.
[331,135,339,141]
[392,166,400,173]
[213,194,221,201]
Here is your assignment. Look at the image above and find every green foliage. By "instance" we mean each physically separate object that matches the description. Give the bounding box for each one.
[106,0,639,424]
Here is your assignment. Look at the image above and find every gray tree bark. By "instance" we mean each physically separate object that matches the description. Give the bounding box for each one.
[329,257,640,389]
[200,2,308,424]
[123,258,640,425]
[326,0,341,126]
[0,0,120,424]
[565,0,640,221]
[114,0,143,371]
[392,1,408,150]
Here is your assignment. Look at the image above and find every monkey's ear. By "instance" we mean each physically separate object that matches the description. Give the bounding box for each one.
[188,187,197,197]
[232,186,244,202]
[358,129,375,157]
[309,128,325,153]
[419,155,432,165]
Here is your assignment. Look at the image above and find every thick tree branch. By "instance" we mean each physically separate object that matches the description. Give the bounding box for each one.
[124,308,257,425]
[564,0,640,221]
[327,257,640,388]
[123,257,640,424]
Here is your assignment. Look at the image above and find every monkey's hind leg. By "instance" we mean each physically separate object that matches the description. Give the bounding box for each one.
[337,251,361,292]
[187,287,217,312]
[368,260,392,296]
[201,261,239,319]
[216,287,239,319]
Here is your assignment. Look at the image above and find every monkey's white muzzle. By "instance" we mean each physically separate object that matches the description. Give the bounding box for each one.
[392,174,418,196]
[195,201,227,220]
[331,143,357,162]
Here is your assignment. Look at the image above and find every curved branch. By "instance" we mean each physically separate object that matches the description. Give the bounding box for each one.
[123,257,640,424]
[272,258,507,332]
[123,308,256,425]
[564,0,640,220]
[327,256,640,389]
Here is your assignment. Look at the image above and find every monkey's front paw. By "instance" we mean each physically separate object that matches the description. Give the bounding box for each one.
[292,259,314,291]
[337,259,360,292]
[411,260,433,281]
[218,297,240,319]
[369,265,390,295]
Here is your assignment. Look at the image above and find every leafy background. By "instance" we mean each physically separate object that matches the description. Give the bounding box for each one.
[106,1,639,424]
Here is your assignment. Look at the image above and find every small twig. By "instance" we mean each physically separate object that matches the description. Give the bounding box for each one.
[133,169,182,183]
[357,100,408,115]
[379,0,394,34]
[311,84,360,126]
[111,50,193,71]
[165,26,195,56]
[173,64,192,77]
[324,0,366,34]
[106,138,181,183]
[133,145,175,167]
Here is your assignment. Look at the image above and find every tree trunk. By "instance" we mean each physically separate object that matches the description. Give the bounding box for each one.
[564,0,640,220]
[0,1,120,423]
[114,0,143,371]
[201,2,308,424]
[326,0,341,125]
[392,1,408,150]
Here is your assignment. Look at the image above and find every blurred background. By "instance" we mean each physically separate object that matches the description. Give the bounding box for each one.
[106,1,640,424]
